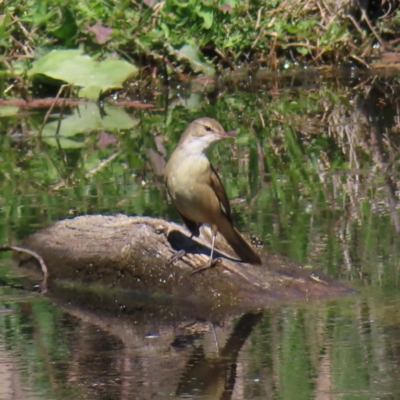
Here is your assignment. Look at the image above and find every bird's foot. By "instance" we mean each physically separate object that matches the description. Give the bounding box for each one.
[191,258,222,275]
[167,250,187,266]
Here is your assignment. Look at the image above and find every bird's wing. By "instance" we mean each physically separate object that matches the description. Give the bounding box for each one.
[210,164,232,222]
[176,209,201,237]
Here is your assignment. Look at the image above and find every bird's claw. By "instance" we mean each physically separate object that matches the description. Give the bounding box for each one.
[167,250,187,266]
[191,258,221,275]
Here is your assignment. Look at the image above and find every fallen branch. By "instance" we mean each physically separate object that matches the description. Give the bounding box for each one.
[15,215,353,317]
[0,98,155,109]
[0,245,48,291]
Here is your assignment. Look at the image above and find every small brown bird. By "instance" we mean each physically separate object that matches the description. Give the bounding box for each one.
[164,117,261,267]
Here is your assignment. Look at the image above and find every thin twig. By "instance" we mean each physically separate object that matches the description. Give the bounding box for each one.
[346,14,366,38]
[358,0,390,50]
[285,42,318,51]
[37,84,69,138]
[215,47,236,70]
[10,15,35,43]
[53,88,70,166]
[377,3,392,20]
[255,7,263,30]
[3,59,31,101]
[252,26,266,49]
[10,36,34,57]
[55,85,70,137]
[85,151,121,178]
[265,1,288,16]
[0,245,48,291]
[349,54,369,68]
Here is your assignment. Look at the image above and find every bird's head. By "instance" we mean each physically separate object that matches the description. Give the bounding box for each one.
[179,117,236,154]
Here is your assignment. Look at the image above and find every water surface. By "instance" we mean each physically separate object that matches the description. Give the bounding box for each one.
[1,70,400,399]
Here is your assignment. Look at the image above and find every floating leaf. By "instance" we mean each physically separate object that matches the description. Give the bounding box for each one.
[40,103,138,138]
[175,44,215,76]
[28,50,138,99]
[0,106,19,117]
[42,137,85,149]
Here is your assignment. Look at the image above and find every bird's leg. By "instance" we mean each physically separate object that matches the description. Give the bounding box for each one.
[207,231,216,265]
[192,226,221,274]
[167,234,194,266]
[167,250,186,266]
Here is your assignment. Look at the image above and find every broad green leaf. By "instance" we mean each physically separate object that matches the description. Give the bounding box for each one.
[40,103,138,137]
[0,106,19,117]
[175,44,215,76]
[196,7,213,29]
[42,137,85,148]
[28,50,138,99]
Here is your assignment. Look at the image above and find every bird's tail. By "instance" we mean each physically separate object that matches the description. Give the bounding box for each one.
[217,216,261,265]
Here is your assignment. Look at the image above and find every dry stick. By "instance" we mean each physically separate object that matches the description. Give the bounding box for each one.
[285,42,318,64]
[85,151,121,178]
[3,59,31,101]
[10,36,34,58]
[252,26,267,49]
[318,0,328,17]
[378,3,392,20]
[11,15,35,43]
[285,42,318,51]
[349,54,370,68]
[37,84,69,138]
[0,98,154,109]
[265,1,288,16]
[55,85,70,137]
[346,13,366,38]
[54,85,71,167]
[215,47,236,70]
[0,245,49,291]
[36,85,71,186]
[255,6,264,30]
[357,0,390,50]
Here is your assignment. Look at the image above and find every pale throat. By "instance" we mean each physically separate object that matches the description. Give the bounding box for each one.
[179,135,220,156]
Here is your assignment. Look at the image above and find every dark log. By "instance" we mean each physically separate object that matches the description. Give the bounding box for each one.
[17,215,353,319]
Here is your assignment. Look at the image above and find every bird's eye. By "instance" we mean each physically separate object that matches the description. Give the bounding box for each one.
[204,125,212,132]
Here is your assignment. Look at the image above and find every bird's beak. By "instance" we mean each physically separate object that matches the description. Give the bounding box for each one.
[222,130,237,139]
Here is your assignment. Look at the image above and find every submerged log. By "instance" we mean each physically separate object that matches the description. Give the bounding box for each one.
[17,215,353,317]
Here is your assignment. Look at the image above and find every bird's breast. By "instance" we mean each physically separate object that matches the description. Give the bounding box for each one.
[167,152,210,192]
[165,151,220,224]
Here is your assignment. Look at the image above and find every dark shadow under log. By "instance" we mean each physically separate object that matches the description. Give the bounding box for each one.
[17,215,354,319]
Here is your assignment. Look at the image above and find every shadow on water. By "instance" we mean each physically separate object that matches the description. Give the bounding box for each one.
[1,69,400,398]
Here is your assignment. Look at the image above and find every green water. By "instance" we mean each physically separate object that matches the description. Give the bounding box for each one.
[1,71,400,399]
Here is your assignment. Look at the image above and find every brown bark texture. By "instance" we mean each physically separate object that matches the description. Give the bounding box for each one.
[17,215,354,318]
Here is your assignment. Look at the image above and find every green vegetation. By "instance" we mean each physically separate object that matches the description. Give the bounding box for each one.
[1,3,400,399]
[1,0,399,99]
[1,72,399,286]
